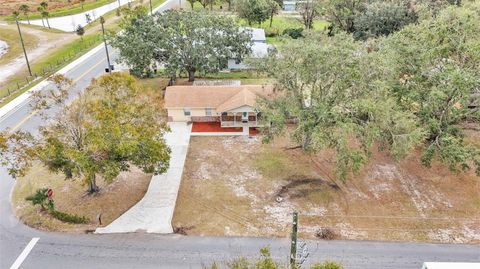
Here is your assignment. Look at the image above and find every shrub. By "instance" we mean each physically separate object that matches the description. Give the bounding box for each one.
[315,228,337,240]
[311,261,343,269]
[353,1,417,40]
[265,28,279,37]
[282,28,304,39]
[50,210,89,224]
[25,188,54,211]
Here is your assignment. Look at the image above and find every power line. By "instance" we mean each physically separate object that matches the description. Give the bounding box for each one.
[300,213,479,221]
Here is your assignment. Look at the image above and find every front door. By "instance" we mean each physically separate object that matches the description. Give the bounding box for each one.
[242,112,248,123]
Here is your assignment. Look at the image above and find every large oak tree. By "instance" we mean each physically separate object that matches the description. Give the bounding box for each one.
[111,10,253,81]
[256,33,424,179]
[1,73,170,193]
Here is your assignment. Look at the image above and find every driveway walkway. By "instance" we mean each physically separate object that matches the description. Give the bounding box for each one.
[23,0,133,32]
[96,122,192,234]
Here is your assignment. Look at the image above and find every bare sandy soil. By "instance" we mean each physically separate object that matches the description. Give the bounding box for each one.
[174,131,480,243]
[12,164,153,232]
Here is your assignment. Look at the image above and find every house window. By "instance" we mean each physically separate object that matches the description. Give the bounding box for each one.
[205,108,213,116]
[183,108,191,116]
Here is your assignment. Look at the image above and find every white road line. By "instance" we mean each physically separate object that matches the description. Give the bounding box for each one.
[10,237,39,269]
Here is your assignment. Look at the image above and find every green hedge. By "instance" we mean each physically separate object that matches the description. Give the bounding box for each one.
[50,210,90,224]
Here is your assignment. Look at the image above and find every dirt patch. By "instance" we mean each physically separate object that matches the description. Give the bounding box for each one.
[12,163,152,232]
[173,134,480,243]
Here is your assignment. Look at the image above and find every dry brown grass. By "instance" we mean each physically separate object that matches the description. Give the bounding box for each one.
[11,76,165,232]
[173,133,480,243]
[12,163,152,232]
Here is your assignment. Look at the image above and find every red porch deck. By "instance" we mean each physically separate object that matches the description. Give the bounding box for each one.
[192,122,242,132]
[191,122,260,135]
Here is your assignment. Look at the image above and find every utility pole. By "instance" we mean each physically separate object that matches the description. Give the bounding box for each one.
[100,16,112,73]
[15,19,32,76]
[149,0,153,15]
[290,211,298,269]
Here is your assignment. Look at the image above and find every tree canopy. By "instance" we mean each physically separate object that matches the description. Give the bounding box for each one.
[235,0,279,26]
[111,10,253,81]
[257,2,480,178]
[256,33,424,179]
[353,1,417,40]
[1,73,171,193]
[379,3,480,174]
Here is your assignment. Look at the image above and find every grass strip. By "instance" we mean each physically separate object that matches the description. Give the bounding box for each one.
[0,0,167,108]
[3,0,116,21]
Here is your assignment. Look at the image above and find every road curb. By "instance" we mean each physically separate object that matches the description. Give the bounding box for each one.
[0,43,104,123]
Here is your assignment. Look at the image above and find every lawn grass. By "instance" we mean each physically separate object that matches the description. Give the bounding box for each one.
[0,26,38,66]
[12,163,152,232]
[11,76,163,232]
[0,0,167,107]
[0,33,103,102]
[3,0,116,21]
[174,134,480,243]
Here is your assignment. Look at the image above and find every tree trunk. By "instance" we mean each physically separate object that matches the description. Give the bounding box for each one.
[27,15,30,24]
[168,73,176,86]
[270,12,274,27]
[88,174,99,193]
[188,70,195,82]
[302,132,311,151]
[41,18,45,27]
[46,17,51,29]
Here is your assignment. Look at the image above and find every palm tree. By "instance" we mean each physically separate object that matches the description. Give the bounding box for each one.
[37,7,45,27]
[41,10,51,29]
[76,25,85,41]
[39,1,50,29]
[19,4,30,24]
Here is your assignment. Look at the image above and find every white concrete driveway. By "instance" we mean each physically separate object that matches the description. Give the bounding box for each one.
[96,122,192,234]
[24,0,133,32]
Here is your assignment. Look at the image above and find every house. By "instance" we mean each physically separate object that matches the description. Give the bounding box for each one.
[282,0,306,12]
[244,27,267,43]
[283,1,297,11]
[227,27,272,70]
[164,85,274,129]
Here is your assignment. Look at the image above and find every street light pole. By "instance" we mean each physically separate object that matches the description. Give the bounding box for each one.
[100,17,112,73]
[15,19,32,77]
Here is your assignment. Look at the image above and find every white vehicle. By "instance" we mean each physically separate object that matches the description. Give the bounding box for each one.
[422,262,480,269]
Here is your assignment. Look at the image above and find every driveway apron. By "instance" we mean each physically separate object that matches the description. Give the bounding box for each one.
[95,122,192,233]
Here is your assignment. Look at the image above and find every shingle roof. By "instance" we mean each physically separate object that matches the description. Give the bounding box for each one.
[164,85,273,112]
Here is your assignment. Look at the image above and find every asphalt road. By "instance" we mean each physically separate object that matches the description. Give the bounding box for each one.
[0,20,479,269]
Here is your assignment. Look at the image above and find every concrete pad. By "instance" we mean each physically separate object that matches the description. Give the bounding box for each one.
[190,132,245,136]
[95,122,192,234]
